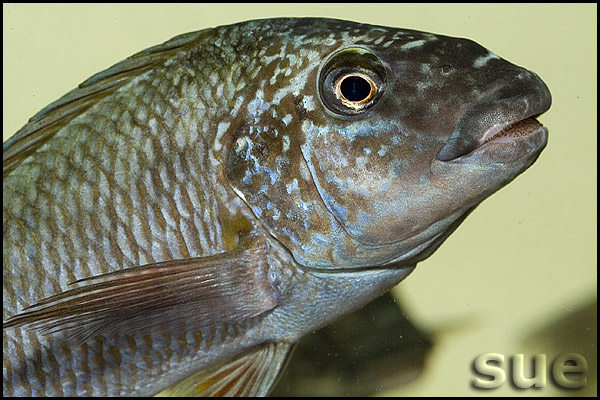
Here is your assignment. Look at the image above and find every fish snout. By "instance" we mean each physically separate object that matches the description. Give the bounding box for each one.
[436,68,551,163]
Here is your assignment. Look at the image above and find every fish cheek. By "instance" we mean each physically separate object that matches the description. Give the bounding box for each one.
[224,116,343,265]
[301,121,416,245]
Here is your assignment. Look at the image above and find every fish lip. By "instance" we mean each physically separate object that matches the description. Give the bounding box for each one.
[450,116,549,163]
[436,77,552,162]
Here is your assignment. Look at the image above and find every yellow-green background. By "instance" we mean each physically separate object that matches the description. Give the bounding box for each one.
[3,3,597,396]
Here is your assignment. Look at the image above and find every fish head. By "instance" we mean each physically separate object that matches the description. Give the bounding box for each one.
[224,19,551,269]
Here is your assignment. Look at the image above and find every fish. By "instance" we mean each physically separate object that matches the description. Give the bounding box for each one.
[2,17,551,396]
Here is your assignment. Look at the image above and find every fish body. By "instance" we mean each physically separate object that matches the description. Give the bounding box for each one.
[3,18,550,396]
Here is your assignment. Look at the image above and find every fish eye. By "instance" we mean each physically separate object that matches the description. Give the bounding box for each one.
[319,47,386,116]
[336,73,376,106]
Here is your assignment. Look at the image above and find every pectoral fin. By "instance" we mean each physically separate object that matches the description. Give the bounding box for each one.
[3,237,278,343]
[156,341,294,397]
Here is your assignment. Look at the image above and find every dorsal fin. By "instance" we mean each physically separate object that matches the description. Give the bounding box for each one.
[3,29,205,177]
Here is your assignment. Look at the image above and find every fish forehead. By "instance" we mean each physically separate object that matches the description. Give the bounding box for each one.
[220,18,497,99]
[245,18,510,135]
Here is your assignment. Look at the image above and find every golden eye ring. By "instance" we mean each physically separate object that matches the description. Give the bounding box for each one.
[334,73,377,111]
[319,47,386,116]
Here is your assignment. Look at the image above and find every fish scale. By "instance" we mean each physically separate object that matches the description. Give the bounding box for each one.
[4,18,550,396]
[3,37,238,396]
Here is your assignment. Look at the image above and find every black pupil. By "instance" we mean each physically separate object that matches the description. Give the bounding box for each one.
[340,76,371,102]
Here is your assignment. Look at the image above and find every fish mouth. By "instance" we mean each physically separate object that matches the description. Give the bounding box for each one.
[436,74,552,163]
[448,114,549,162]
[479,116,544,145]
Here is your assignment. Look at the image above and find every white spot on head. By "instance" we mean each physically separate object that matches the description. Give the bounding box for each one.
[423,33,438,41]
[377,145,390,157]
[391,135,403,145]
[282,135,290,152]
[301,120,329,137]
[356,156,368,169]
[323,37,337,46]
[286,53,299,67]
[234,136,251,154]
[271,49,319,104]
[282,114,293,126]
[286,178,300,194]
[248,90,265,115]
[301,95,315,111]
[401,40,426,51]
[474,51,500,68]
[269,70,280,85]
[268,269,279,283]
[299,160,311,181]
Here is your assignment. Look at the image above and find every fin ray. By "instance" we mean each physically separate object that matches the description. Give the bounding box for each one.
[3,237,278,343]
[156,341,293,397]
[3,29,206,177]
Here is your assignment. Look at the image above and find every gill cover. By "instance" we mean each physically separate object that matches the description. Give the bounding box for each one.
[224,47,390,269]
